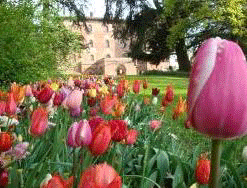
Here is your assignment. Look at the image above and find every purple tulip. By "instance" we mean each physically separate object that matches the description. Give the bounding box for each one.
[69,107,82,117]
[5,142,30,160]
[67,120,92,147]
[188,37,247,139]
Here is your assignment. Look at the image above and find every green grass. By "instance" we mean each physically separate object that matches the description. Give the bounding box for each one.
[125,75,247,163]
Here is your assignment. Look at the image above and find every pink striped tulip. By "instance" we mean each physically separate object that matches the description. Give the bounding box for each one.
[67,120,92,147]
[188,37,247,139]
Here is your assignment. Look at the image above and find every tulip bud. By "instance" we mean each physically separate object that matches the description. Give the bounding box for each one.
[152,97,158,105]
[53,92,65,106]
[88,89,97,98]
[125,129,138,145]
[66,90,83,110]
[25,85,33,97]
[108,120,128,142]
[149,120,162,131]
[68,120,92,148]
[0,132,13,152]
[0,169,8,187]
[89,124,111,156]
[133,80,141,94]
[78,163,122,188]
[37,87,54,104]
[0,101,6,116]
[195,153,210,185]
[188,37,247,139]
[30,107,48,137]
[5,92,17,116]
[152,88,160,96]
[143,80,148,89]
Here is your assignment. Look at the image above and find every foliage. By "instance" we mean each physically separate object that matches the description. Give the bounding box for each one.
[0,1,81,85]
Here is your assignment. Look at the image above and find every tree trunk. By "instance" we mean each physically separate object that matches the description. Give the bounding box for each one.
[175,38,191,72]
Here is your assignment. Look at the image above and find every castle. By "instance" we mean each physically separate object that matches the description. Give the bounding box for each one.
[63,16,177,76]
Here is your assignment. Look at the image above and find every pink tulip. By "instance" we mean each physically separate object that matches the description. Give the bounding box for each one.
[67,120,92,147]
[25,85,33,97]
[150,120,162,130]
[66,90,83,109]
[53,92,65,106]
[5,92,17,116]
[188,37,247,139]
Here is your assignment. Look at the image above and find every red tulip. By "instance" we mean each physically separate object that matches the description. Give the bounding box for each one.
[143,80,148,89]
[78,163,122,188]
[0,132,13,152]
[188,37,247,139]
[116,83,125,98]
[195,154,210,185]
[108,120,128,142]
[87,97,97,107]
[30,107,48,137]
[89,107,100,117]
[100,95,117,115]
[164,85,174,103]
[5,92,17,116]
[0,101,6,115]
[89,124,111,156]
[41,174,74,188]
[133,80,141,94]
[53,92,65,106]
[152,88,160,96]
[125,129,138,145]
[37,87,54,104]
[0,169,8,187]
[88,116,104,131]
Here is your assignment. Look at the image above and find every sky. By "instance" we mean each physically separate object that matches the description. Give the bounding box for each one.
[84,0,155,18]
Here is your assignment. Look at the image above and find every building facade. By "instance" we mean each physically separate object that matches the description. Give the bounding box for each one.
[63,17,176,76]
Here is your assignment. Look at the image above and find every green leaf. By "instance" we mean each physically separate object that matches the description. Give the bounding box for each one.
[157,150,170,183]
[173,163,184,188]
[143,171,158,188]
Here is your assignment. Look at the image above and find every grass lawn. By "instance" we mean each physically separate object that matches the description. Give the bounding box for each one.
[125,74,247,163]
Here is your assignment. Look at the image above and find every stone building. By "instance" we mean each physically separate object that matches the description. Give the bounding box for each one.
[63,17,175,76]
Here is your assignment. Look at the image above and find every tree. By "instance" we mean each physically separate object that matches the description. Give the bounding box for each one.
[0,1,81,84]
[105,0,247,71]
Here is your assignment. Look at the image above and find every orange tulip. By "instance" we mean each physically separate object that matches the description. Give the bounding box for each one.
[78,163,122,188]
[30,107,48,137]
[112,101,125,117]
[10,83,25,104]
[172,96,187,120]
[164,84,174,103]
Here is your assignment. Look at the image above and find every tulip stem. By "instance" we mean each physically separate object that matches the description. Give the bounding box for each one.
[209,139,222,188]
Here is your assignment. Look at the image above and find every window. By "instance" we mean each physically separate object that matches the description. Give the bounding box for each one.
[106,54,111,58]
[89,40,93,48]
[106,40,110,48]
[90,55,94,62]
